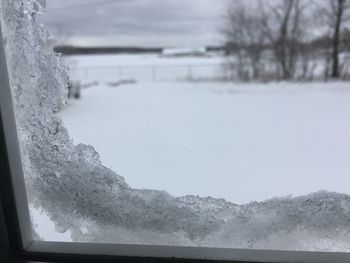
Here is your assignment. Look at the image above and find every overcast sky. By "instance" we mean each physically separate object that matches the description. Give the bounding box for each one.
[40,0,230,47]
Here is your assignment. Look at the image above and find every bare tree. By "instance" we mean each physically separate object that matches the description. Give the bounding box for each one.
[260,0,310,80]
[222,0,350,82]
[222,0,266,81]
[332,0,345,78]
[319,0,350,78]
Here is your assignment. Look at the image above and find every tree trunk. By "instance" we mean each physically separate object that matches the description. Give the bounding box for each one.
[331,0,345,78]
[277,0,294,80]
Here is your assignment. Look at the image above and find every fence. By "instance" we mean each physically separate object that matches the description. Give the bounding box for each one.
[69,63,225,83]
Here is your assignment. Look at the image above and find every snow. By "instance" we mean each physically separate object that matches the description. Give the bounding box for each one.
[30,205,72,241]
[4,0,350,252]
[60,56,350,204]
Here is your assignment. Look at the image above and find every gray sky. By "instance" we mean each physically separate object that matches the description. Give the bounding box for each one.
[40,0,230,47]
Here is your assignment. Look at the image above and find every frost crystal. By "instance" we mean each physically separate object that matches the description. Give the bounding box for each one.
[1,0,350,251]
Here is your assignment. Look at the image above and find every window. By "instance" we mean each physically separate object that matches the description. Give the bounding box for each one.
[1,0,350,262]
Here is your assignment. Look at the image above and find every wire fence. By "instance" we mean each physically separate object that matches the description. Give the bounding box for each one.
[69,63,226,83]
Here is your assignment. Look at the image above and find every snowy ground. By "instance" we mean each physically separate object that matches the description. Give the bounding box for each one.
[58,54,350,205]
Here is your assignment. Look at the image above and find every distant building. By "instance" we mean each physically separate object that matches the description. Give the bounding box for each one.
[161,47,207,57]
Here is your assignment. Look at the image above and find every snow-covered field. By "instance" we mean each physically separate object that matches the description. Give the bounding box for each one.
[59,54,350,205]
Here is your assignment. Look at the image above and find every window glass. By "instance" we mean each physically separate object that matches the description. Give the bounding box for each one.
[2,0,350,251]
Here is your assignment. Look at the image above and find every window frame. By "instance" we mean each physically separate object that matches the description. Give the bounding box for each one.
[1,21,350,263]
